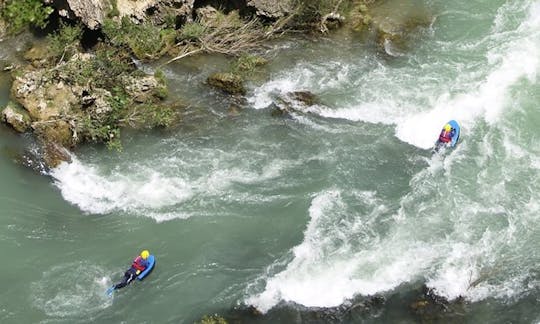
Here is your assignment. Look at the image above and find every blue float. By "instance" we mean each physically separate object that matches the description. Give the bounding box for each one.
[434,120,460,151]
[137,254,155,280]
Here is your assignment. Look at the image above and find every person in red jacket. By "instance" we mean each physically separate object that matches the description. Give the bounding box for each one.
[438,124,455,143]
[112,250,150,290]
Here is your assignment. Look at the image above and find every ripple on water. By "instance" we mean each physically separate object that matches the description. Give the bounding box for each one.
[31,262,113,318]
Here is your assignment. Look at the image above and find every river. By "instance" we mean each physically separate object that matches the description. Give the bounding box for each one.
[1,0,539,323]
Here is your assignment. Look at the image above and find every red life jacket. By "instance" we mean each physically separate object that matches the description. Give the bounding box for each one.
[132,256,146,271]
[439,130,452,143]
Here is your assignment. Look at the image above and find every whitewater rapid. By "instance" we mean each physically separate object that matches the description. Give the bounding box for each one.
[44,0,540,316]
[245,0,540,313]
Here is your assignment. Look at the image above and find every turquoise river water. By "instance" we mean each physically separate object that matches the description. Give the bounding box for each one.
[1,0,540,323]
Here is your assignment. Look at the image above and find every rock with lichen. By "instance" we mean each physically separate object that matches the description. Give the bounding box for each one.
[207,72,246,95]
[45,0,195,29]
[247,0,292,20]
[1,102,31,133]
[3,46,171,168]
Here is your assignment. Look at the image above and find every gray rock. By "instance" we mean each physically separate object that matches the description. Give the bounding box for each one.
[272,91,320,116]
[47,0,108,30]
[116,0,194,24]
[1,102,31,133]
[46,0,194,29]
[247,0,292,20]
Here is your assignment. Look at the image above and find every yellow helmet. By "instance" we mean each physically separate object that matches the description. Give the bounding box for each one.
[140,250,150,259]
[444,124,451,131]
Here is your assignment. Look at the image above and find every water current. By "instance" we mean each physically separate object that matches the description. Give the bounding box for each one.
[1,0,539,323]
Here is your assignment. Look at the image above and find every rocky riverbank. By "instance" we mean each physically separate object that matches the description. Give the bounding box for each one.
[0,0,433,169]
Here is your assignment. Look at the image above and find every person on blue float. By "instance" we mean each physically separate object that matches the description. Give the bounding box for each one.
[438,123,455,143]
[112,250,150,290]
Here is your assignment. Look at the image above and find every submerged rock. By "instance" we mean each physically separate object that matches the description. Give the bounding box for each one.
[368,0,433,56]
[271,90,320,116]
[207,72,246,95]
[224,295,385,323]
[410,285,467,322]
[195,314,228,324]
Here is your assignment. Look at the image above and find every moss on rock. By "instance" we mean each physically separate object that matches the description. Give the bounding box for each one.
[207,72,246,95]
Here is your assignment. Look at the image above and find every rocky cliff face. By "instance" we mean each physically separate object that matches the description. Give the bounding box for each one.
[45,0,194,29]
[45,0,109,30]
[45,0,290,29]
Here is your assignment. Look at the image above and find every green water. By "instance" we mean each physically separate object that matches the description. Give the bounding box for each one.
[2,0,540,323]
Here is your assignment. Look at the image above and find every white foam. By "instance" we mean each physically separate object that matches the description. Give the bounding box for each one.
[50,153,292,221]
[50,157,194,215]
[248,189,418,312]
[397,0,540,149]
[247,2,540,150]
[247,1,540,306]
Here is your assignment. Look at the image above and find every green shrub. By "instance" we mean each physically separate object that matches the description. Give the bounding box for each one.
[136,104,176,128]
[93,48,134,88]
[102,17,176,60]
[178,22,206,41]
[47,23,83,61]
[213,10,244,29]
[2,0,53,34]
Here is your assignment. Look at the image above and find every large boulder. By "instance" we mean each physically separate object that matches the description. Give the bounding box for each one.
[1,102,31,133]
[11,69,78,121]
[247,0,292,20]
[115,0,194,25]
